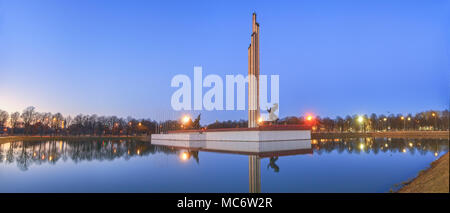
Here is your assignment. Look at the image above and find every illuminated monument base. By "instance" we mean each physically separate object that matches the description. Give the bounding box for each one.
[151,126,311,154]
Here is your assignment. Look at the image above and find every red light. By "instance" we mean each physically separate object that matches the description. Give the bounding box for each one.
[306,115,313,121]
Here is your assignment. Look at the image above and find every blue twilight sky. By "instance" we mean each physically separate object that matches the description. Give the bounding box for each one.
[0,0,449,124]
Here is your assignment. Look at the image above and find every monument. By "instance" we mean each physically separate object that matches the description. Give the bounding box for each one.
[151,13,311,144]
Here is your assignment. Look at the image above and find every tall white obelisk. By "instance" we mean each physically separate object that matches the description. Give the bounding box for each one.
[248,13,260,128]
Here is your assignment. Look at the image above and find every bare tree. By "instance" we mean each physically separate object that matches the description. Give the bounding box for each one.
[0,110,9,128]
[9,112,20,135]
[21,106,36,135]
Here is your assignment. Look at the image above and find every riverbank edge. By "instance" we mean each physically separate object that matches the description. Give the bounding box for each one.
[398,152,449,193]
[0,135,148,144]
[312,131,448,139]
[1,131,448,143]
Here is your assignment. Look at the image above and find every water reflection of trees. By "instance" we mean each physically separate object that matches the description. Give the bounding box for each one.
[0,140,177,171]
[312,138,449,156]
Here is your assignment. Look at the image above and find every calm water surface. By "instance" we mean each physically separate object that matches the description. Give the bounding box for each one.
[0,138,448,192]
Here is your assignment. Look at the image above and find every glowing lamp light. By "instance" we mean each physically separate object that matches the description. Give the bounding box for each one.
[306,115,313,121]
[182,115,190,124]
[383,118,387,121]
[407,117,411,121]
[434,152,438,157]
[258,117,263,124]
[357,116,364,123]
[401,116,404,120]
[138,122,142,126]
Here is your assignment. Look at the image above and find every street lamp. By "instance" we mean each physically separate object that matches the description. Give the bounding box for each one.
[431,112,437,130]
[357,116,364,123]
[258,117,263,125]
[401,116,405,131]
[181,115,190,129]
[357,116,364,133]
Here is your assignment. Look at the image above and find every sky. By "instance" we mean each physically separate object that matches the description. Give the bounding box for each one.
[0,0,449,124]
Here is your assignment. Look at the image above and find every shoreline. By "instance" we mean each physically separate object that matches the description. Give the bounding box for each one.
[312,131,448,139]
[1,130,448,143]
[398,152,449,193]
[0,135,148,144]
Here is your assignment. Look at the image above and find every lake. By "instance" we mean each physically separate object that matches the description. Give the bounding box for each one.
[0,137,447,192]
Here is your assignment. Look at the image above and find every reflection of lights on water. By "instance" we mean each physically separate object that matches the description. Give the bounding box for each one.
[180,152,189,161]
[41,155,45,160]
[385,144,388,147]
[114,149,117,153]
[33,152,37,157]
[409,143,413,147]
[59,141,63,150]
[137,149,140,155]
[359,144,365,150]
[49,156,53,161]
[434,152,438,157]
[402,149,406,153]
[128,150,130,155]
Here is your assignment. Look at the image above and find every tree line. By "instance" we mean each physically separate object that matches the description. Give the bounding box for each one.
[201,110,449,132]
[0,106,448,136]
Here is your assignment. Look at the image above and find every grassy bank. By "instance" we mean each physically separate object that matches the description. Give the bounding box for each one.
[398,152,449,193]
[0,135,148,144]
[312,131,448,139]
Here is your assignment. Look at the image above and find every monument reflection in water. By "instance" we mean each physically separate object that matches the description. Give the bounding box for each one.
[152,138,314,193]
